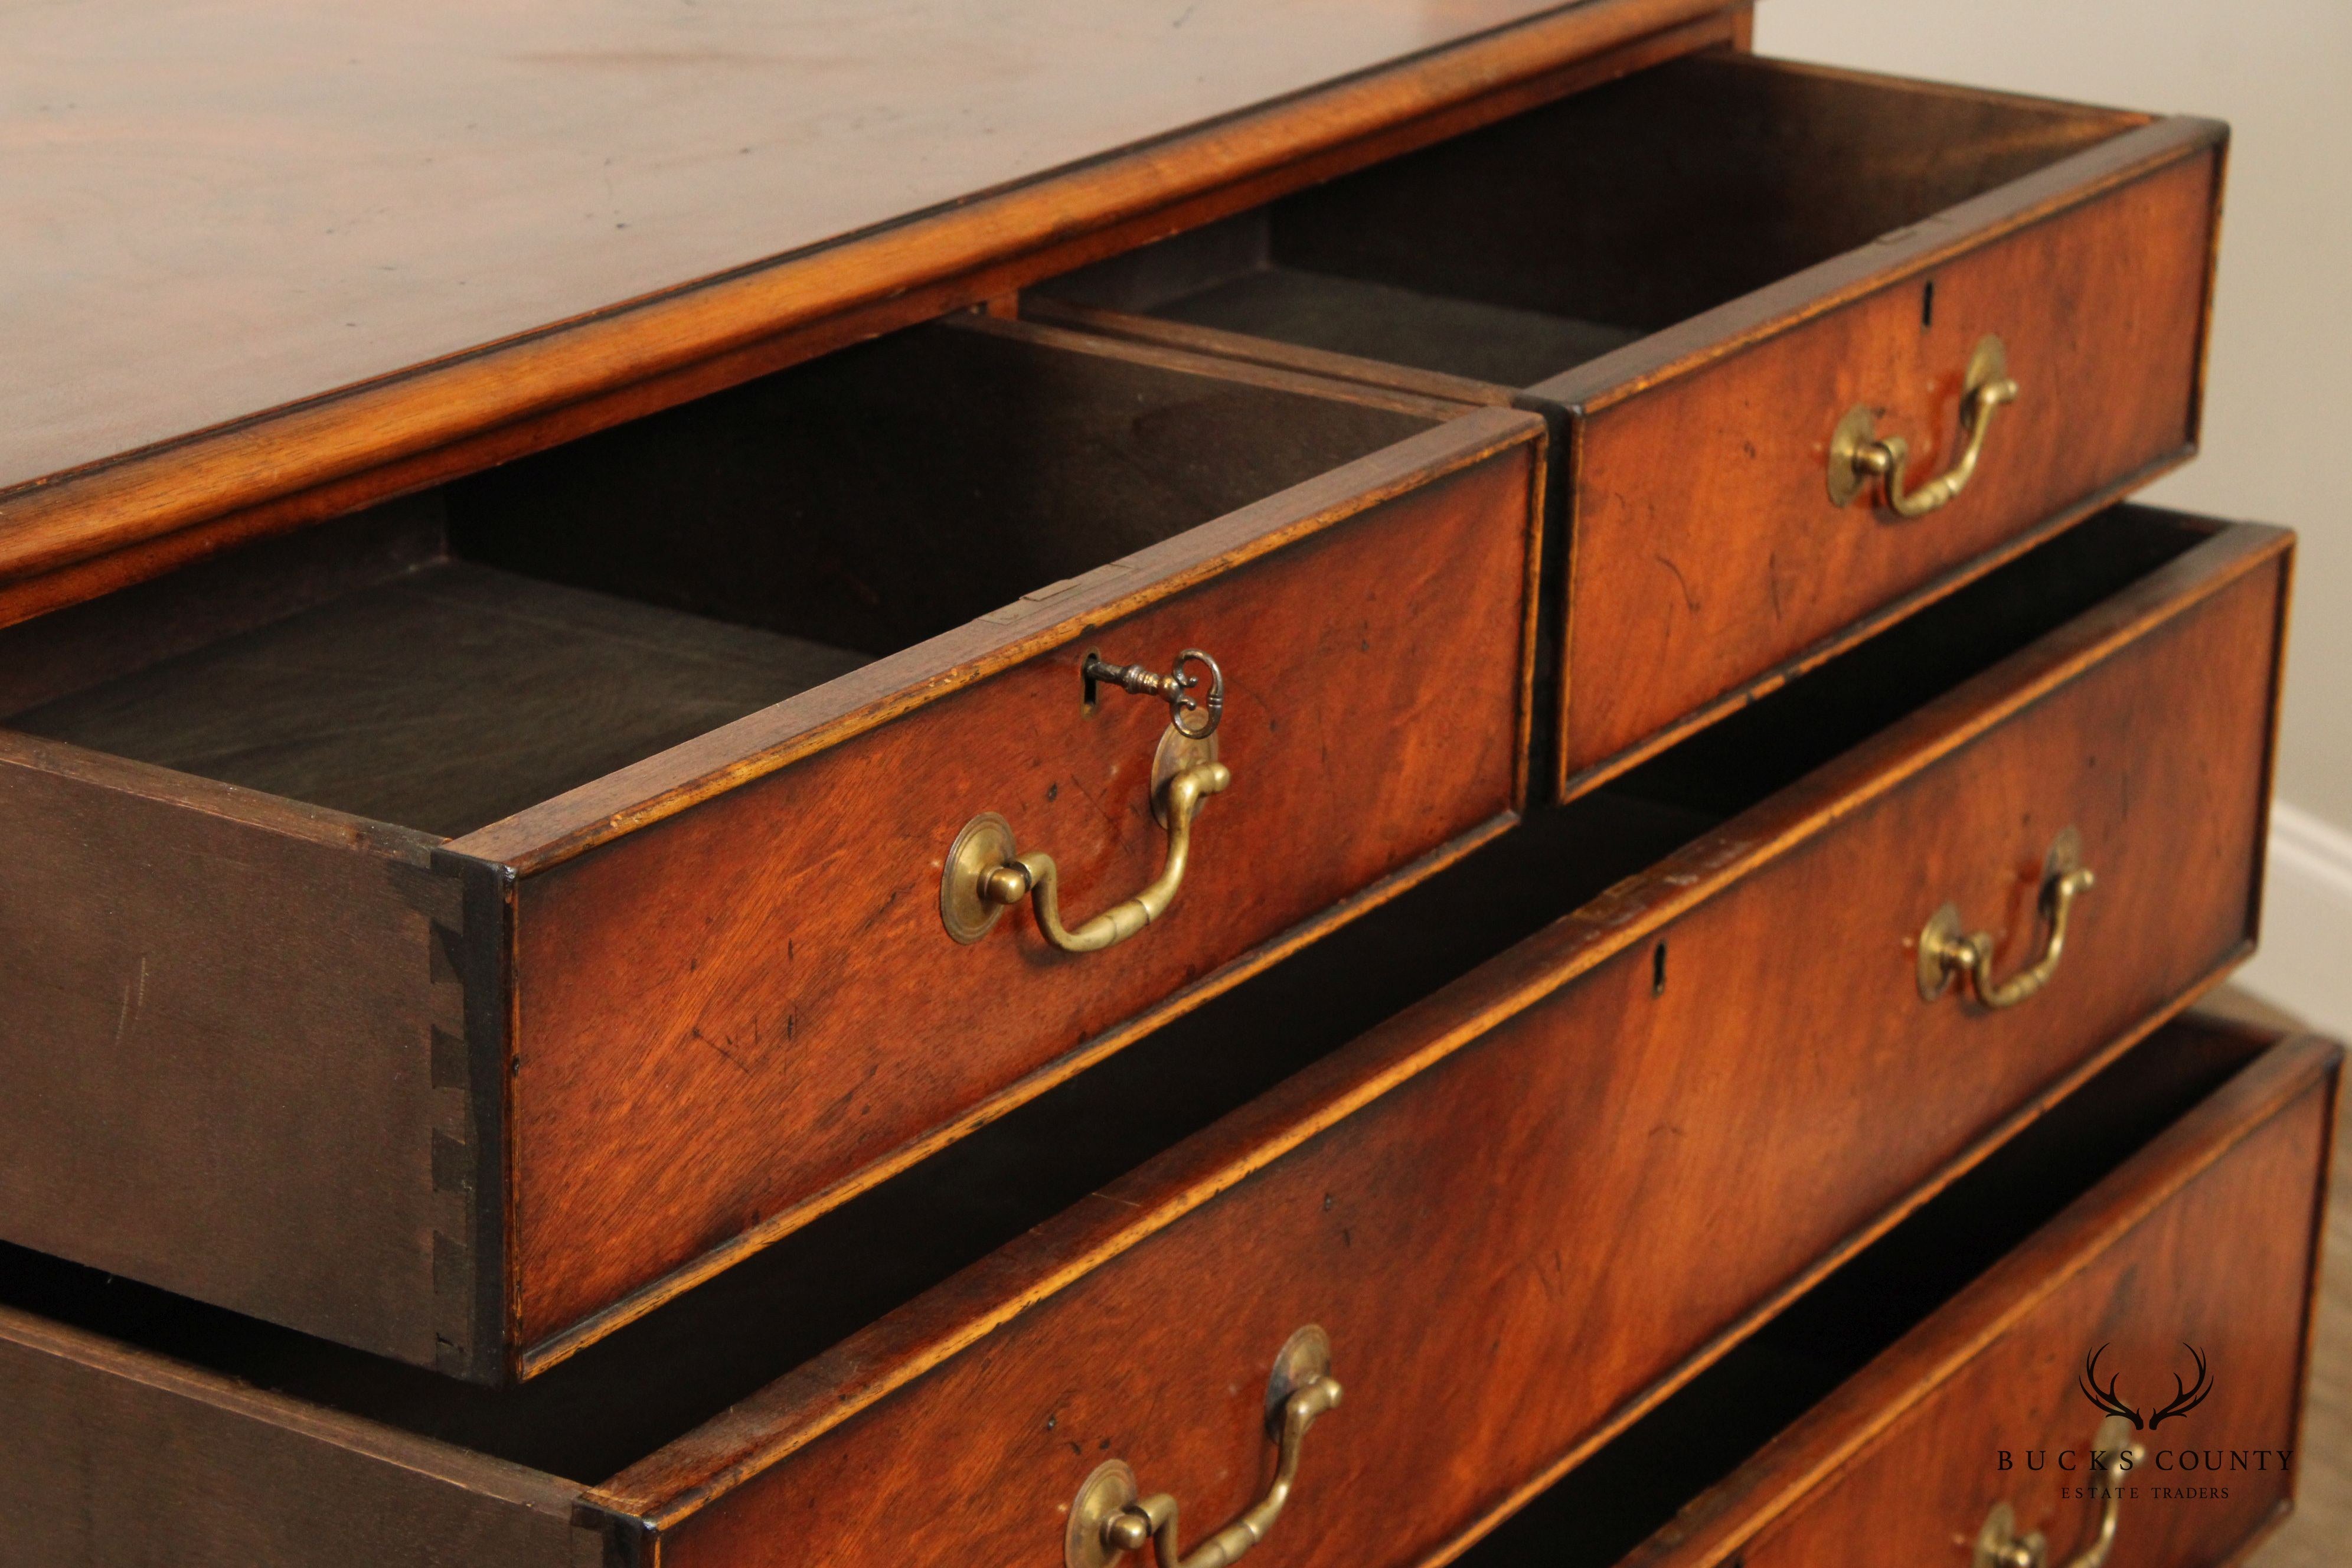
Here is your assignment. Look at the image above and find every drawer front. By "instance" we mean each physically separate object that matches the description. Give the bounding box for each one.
[1554,135,2223,785]
[507,415,1544,1360]
[635,527,2285,1566]
[1619,1030,2338,1568]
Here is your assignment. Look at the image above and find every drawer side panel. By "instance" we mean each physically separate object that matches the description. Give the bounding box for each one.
[0,741,481,1374]
[0,1308,593,1568]
[1562,146,2222,782]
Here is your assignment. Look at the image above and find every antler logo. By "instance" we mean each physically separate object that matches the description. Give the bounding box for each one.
[2078,1343,2214,1430]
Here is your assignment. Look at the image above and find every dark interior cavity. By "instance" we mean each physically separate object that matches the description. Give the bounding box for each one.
[1,320,1433,838]
[1040,52,2137,387]
[0,505,2212,1485]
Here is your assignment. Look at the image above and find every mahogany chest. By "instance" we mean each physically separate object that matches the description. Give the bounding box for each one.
[0,5,2330,1567]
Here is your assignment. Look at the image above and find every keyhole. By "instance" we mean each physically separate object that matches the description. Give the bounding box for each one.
[1080,647,1103,715]
[1922,279,1936,329]
[1652,940,1668,997]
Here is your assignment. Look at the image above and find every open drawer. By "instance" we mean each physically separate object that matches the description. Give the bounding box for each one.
[0,315,1547,1381]
[0,504,2291,1566]
[1029,51,2227,797]
[1455,1012,2340,1568]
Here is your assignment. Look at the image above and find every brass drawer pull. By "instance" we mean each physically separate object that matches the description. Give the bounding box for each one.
[1975,1415,2145,1568]
[1067,1327,1343,1568]
[941,723,1231,950]
[1918,827,2094,1008]
[1828,335,2019,517]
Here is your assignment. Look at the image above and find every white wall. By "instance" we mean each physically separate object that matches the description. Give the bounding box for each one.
[1756,0,2352,1033]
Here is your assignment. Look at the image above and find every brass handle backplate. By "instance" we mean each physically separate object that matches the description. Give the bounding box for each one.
[1067,1327,1343,1568]
[941,720,1231,952]
[1974,1416,2144,1568]
[1829,335,2019,517]
[1919,828,2094,1010]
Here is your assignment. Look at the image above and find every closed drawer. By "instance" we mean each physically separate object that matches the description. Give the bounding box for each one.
[0,315,1547,1381]
[1030,52,2226,797]
[1459,1013,2339,1568]
[0,505,2288,1567]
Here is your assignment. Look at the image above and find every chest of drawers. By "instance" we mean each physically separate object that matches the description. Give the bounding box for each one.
[0,5,2330,1567]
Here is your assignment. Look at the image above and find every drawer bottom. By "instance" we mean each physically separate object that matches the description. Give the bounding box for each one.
[1455,1013,2338,1568]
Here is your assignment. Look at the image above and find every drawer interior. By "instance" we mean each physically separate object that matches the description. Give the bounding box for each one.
[1450,1012,2285,1568]
[1035,53,2144,387]
[0,320,1439,838]
[0,504,2219,1487]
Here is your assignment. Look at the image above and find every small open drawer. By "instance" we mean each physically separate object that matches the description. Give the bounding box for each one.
[0,315,1546,1381]
[0,505,2291,1568]
[1454,1012,2339,1568]
[1030,51,2227,797]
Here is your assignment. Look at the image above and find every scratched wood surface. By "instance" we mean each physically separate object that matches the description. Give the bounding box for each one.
[2245,1064,2352,1568]
[12,318,1452,841]
[1027,55,2225,799]
[1554,130,2222,787]
[0,0,1581,494]
[1458,1020,2343,1568]
[1065,55,2142,370]
[0,0,1745,626]
[0,1024,2324,1568]
[0,1302,598,1568]
[0,511,2292,1567]
[0,734,485,1373]
[0,312,1546,1380]
[2185,991,2352,1568]
[11,562,871,838]
[1601,1027,2338,1568]
[499,420,1544,1363]
[616,516,2288,1563]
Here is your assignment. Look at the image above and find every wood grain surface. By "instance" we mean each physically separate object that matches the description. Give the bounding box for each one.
[0,1302,600,1568]
[1030,55,2148,396]
[12,563,870,838]
[1612,1031,2339,1568]
[504,422,1545,1363]
[600,518,2287,1557]
[0,513,2289,1567]
[1019,56,2223,799]
[0,314,1544,1381]
[0,0,1743,625]
[0,733,486,1373]
[0,0,1573,491]
[0,493,447,718]
[2245,1022,2352,1568]
[1557,135,2222,785]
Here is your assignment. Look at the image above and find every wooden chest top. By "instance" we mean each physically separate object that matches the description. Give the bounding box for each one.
[0,1,1734,589]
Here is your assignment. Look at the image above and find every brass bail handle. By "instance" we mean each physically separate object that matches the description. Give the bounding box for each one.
[1918,828,2095,1010]
[939,648,1232,952]
[1067,1327,1344,1568]
[1829,335,2020,518]
[1974,1415,2144,1568]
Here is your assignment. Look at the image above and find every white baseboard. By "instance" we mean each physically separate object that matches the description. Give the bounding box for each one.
[2237,801,2352,1038]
